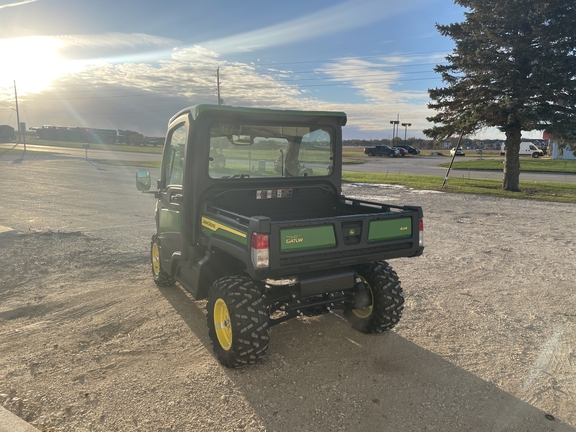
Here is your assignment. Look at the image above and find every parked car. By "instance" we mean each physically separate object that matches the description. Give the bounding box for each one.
[364,145,400,157]
[392,147,408,157]
[450,147,465,156]
[395,145,420,155]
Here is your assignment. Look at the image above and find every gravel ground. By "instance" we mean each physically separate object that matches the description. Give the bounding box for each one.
[1,176,576,431]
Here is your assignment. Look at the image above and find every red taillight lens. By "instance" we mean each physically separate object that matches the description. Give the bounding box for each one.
[251,233,269,268]
[251,233,269,250]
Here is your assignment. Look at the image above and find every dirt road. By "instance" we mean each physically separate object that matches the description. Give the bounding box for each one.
[1,157,575,431]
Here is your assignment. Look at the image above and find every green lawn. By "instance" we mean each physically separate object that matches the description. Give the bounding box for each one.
[442,158,576,173]
[342,172,576,203]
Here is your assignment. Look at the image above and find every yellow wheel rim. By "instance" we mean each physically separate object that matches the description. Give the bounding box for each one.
[214,298,233,351]
[352,276,374,319]
[151,243,161,276]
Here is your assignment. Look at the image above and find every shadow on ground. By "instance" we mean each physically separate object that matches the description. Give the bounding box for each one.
[159,283,574,432]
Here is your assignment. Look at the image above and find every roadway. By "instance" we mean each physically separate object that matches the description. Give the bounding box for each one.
[2,142,575,183]
[0,143,161,162]
[346,154,576,183]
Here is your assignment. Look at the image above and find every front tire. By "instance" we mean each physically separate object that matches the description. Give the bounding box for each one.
[150,235,176,287]
[344,262,404,333]
[207,276,269,368]
[532,152,540,158]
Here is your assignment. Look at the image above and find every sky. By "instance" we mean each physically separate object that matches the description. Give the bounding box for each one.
[0,0,543,140]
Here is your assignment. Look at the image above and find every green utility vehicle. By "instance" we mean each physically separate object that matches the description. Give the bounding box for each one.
[136,105,424,368]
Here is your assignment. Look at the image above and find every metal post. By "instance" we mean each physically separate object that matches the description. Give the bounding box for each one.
[14,81,23,146]
[389,120,399,145]
[442,132,464,188]
[402,123,411,142]
[217,67,221,105]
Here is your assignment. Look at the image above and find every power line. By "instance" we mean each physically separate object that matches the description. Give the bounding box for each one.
[253,78,436,90]
[241,69,437,83]
[22,105,33,126]
[252,50,450,66]
[257,62,447,76]
[25,70,434,96]
[10,72,440,102]
[26,64,443,96]
[202,76,440,90]
[0,50,449,113]
[24,62,447,94]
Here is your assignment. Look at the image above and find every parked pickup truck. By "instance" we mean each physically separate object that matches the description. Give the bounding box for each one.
[364,145,400,157]
[136,105,424,368]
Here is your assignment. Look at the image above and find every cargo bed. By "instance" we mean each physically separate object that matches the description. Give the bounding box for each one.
[202,192,423,278]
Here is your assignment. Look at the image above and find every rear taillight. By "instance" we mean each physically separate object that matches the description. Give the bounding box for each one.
[251,233,269,268]
[419,218,424,247]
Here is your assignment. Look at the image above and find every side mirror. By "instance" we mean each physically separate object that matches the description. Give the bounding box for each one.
[136,170,151,191]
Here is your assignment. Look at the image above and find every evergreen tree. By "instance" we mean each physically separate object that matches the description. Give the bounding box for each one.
[424,0,576,191]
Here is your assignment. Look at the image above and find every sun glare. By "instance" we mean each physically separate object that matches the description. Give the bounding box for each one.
[0,36,80,96]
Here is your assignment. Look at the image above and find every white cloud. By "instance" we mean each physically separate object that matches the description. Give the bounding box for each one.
[56,33,180,50]
[200,0,432,54]
[2,41,443,138]
[0,0,38,10]
[312,56,438,134]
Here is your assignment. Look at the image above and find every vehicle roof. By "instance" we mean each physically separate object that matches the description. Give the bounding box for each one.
[170,104,347,126]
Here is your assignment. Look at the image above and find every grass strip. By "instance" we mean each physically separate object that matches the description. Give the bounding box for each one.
[91,159,161,168]
[342,172,576,203]
[442,158,576,173]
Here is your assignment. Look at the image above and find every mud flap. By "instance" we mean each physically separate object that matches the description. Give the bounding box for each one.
[299,270,355,297]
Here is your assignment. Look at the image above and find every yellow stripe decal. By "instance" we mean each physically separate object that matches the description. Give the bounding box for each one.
[202,217,247,238]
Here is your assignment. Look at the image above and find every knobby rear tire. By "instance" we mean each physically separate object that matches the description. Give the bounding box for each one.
[207,276,270,368]
[344,261,404,333]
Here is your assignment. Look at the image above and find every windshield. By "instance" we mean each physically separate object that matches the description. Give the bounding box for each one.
[208,123,334,179]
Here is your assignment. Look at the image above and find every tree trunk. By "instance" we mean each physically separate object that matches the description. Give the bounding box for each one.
[502,128,522,191]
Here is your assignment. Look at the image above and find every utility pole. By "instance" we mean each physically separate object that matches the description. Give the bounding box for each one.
[216,67,221,105]
[14,80,22,144]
